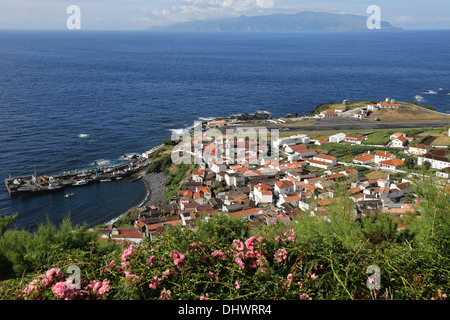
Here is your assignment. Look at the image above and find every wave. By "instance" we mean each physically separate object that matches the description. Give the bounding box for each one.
[91,159,111,166]
[169,128,189,138]
[120,153,140,160]
[78,133,90,138]
[198,117,216,121]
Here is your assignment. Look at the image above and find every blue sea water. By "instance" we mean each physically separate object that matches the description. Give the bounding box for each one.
[0,30,449,230]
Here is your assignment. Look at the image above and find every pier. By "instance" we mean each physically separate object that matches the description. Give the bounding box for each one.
[4,145,164,197]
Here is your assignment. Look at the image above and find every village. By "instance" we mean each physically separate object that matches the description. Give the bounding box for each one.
[97,100,450,244]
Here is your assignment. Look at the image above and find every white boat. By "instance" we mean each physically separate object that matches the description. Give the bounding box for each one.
[100,179,111,182]
[115,177,123,180]
[65,193,74,198]
[423,90,437,94]
[73,180,88,186]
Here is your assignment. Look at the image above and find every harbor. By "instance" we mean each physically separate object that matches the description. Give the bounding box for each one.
[4,145,164,197]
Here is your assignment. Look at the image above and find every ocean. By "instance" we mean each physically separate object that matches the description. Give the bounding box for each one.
[0,30,449,230]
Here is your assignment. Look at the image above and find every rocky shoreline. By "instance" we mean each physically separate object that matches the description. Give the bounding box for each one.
[139,172,168,207]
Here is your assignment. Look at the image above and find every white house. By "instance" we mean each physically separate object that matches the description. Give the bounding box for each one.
[344,135,366,145]
[391,136,408,148]
[277,194,301,207]
[274,180,295,196]
[374,151,396,163]
[210,161,228,173]
[192,169,205,182]
[418,150,450,170]
[307,154,337,169]
[253,184,273,205]
[328,133,346,143]
[285,144,307,153]
[224,172,246,186]
[320,109,338,118]
[367,104,378,111]
[295,148,318,158]
[277,134,310,147]
[378,159,404,171]
[353,153,375,165]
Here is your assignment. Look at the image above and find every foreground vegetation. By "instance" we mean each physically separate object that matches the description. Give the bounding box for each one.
[0,176,448,300]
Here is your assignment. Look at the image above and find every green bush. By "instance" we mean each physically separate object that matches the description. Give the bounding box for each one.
[0,177,448,300]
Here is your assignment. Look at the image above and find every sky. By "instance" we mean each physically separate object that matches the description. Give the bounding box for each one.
[0,0,449,30]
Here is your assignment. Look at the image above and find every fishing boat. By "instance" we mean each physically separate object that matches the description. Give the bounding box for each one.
[73,180,88,186]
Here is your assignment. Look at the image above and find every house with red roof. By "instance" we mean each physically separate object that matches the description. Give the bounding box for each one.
[320,109,338,118]
[374,151,396,163]
[307,154,337,169]
[379,158,404,171]
[391,136,408,148]
[353,153,375,165]
[344,135,366,145]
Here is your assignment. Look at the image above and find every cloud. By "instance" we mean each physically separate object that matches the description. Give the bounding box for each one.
[143,0,276,26]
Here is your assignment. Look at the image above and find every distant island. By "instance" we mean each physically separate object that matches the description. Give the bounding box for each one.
[147,11,401,32]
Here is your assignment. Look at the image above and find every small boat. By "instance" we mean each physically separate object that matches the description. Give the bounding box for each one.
[423,90,437,94]
[115,176,123,180]
[131,176,143,182]
[100,178,111,182]
[73,180,88,186]
[65,193,74,198]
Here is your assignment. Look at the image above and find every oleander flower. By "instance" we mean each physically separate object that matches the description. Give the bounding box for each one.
[274,248,287,263]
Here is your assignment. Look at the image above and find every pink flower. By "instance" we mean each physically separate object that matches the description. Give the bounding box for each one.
[211,250,227,260]
[235,281,241,290]
[169,250,186,269]
[149,276,161,290]
[245,236,256,251]
[233,239,245,251]
[147,256,156,266]
[287,273,294,283]
[235,257,245,270]
[160,289,171,300]
[300,293,312,300]
[274,248,287,263]
[121,244,135,262]
[52,280,78,300]
[200,293,209,300]
[88,279,110,297]
[45,268,62,280]
[256,236,264,243]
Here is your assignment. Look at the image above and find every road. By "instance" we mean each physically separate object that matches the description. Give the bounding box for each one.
[228,118,449,132]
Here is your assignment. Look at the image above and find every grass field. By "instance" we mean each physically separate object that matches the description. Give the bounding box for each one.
[366,103,450,122]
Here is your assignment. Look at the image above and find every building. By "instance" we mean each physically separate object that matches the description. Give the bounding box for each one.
[391,136,408,148]
[274,180,295,196]
[307,154,337,169]
[344,135,366,145]
[408,144,432,155]
[374,151,396,163]
[295,148,318,158]
[328,133,346,143]
[277,134,310,147]
[418,149,450,170]
[253,183,273,205]
[377,102,401,108]
[353,153,375,165]
[320,109,338,118]
[285,144,307,153]
[378,158,404,171]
